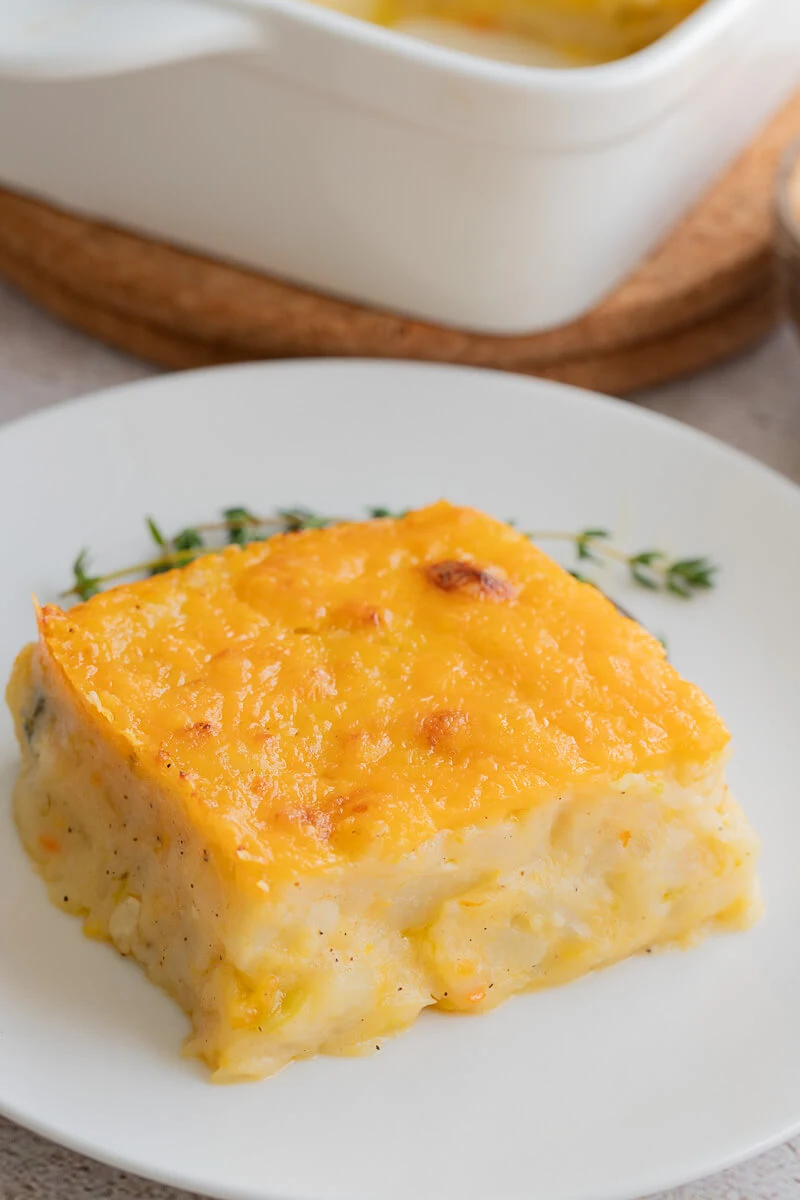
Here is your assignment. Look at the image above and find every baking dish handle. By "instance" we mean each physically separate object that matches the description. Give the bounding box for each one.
[0,0,266,81]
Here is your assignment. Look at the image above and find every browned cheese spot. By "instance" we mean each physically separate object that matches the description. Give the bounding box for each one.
[278,790,373,844]
[329,601,390,632]
[172,720,222,750]
[421,708,470,750]
[424,559,516,601]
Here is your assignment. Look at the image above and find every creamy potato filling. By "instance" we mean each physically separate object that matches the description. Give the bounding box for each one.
[10,643,760,1081]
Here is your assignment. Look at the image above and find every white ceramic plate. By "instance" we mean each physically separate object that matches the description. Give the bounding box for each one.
[1,361,799,1200]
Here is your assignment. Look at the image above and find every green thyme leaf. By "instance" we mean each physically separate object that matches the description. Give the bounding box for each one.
[667,577,693,599]
[222,506,257,524]
[277,508,331,532]
[667,557,717,591]
[146,516,167,548]
[368,506,409,520]
[629,549,664,567]
[71,550,101,601]
[173,528,204,553]
[575,528,609,564]
[631,566,659,590]
[222,506,266,547]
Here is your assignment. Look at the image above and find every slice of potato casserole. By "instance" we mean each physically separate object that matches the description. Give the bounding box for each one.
[6,502,760,1080]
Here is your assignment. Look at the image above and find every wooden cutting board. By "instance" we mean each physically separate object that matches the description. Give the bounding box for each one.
[0,87,797,394]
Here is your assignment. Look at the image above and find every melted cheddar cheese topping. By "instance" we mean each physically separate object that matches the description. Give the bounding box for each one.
[36,502,728,885]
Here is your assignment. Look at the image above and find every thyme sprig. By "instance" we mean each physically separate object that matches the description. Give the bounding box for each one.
[70,550,102,602]
[528,528,717,599]
[64,509,717,604]
[64,508,341,600]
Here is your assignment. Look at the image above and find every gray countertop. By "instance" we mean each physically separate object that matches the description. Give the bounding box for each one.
[1,279,799,1200]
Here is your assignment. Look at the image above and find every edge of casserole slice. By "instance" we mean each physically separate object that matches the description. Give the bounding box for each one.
[6,501,761,1080]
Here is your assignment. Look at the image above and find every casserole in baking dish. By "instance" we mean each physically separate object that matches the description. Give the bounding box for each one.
[320,0,706,64]
[0,0,798,332]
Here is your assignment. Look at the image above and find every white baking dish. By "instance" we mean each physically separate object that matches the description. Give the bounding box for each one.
[0,0,799,334]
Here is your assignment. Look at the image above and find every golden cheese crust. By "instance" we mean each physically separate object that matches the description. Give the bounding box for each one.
[36,501,729,886]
